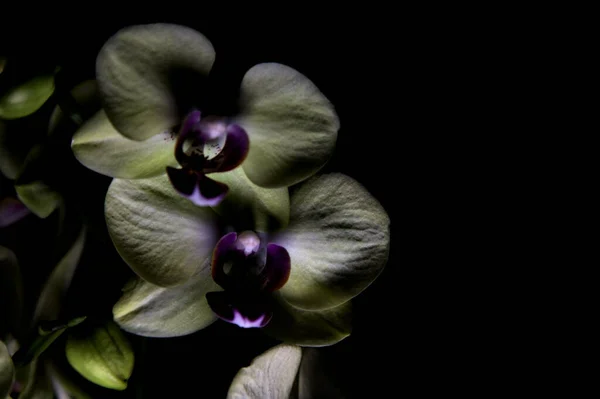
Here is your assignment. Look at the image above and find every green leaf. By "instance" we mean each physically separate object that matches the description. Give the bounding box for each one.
[105,174,220,287]
[17,359,53,399]
[113,276,218,338]
[263,294,351,347]
[14,180,62,218]
[1,341,15,399]
[11,328,66,368]
[71,110,177,179]
[0,246,23,338]
[210,167,289,232]
[97,23,215,141]
[227,344,302,399]
[38,316,87,336]
[12,317,85,368]
[33,225,86,323]
[65,321,134,391]
[272,174,390,310]
[235,63,339,188]
[0,75,54,120]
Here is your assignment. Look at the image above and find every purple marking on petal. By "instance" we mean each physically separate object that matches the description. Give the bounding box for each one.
[167,167,229,206]
[260,244,291,292]
[211,232,238,288]
[192,175,229,206]
[231,310,268,328]
[203,124,250,174]
[206,291,272,328]
[0,197,30,227]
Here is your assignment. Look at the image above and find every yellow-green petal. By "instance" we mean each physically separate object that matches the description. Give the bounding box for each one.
[263,294,351,347]
[105,174,220,287]
[71,110,177,179]
[65,321,134,391]
[236,63,339,188]
[97,23,215,141]
[272,174,390,310]
[113,276,218,338]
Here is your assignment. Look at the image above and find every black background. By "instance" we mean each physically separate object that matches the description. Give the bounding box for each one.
[0,10,464,398]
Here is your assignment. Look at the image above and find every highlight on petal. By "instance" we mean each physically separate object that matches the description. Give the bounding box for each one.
[227,344,302,399]
[206,291,272,329]
[97,23,215,141]
[209,167,290,232]
[72,111,177,179]
[235,63,339,188]
[0,75,54,120]
[1,340,15,399]
[113,275,219,338]
[263,294,351,347]
[14,180,62,218]
[166,167,229,207]
[272,174,390,310]
[0,197,30,227]
[0,246,23,337]
[105,174,220,287]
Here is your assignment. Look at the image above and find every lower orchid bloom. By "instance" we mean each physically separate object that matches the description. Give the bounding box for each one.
[71,23,339,206]
[106,171,389,346]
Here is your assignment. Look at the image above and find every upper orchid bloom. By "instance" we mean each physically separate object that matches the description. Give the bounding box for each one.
[105,171,389,346]
[71,23,339,205]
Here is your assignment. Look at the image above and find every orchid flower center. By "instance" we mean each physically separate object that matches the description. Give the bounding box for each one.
[166,110,250,207]
[205,231,291,329]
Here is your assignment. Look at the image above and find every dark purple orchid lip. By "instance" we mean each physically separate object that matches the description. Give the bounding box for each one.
[207,231,291,328]
[167,110,250,206]
[206,291,272,329]
[166,167,228,207]
[173,110,249,173]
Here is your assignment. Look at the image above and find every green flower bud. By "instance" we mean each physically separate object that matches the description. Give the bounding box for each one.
[65,321,134,391]
[0,75,55,120]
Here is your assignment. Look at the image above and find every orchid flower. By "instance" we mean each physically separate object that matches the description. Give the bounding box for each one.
[71,23,339,206]
[106,171,389,346]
